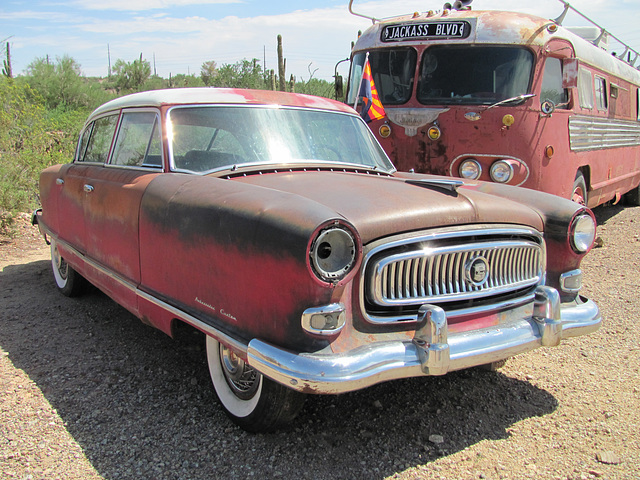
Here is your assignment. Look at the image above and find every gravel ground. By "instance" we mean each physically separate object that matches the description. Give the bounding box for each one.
[1,205,639,480]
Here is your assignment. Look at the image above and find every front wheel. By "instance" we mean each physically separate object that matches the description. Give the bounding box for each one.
[571,172,588,206]
[206,337,305,432]
[50,240,87,297]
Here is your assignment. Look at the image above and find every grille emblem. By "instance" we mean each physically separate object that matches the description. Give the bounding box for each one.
[465,256,489,286]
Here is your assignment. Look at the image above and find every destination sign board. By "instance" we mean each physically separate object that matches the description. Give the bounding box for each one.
[381,21,471,42]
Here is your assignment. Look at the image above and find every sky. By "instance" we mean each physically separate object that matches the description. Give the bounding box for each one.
[2,0,640,83]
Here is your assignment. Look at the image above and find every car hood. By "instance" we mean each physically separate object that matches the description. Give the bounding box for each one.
[230,171,543,243]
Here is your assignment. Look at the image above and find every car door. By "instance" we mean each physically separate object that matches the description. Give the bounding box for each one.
[82,109,163,313]
[55,114,119,257]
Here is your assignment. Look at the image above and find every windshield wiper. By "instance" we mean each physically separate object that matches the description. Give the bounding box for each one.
[485,93,536,110]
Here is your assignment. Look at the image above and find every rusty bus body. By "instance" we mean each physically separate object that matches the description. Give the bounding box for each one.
[347,1,640,207]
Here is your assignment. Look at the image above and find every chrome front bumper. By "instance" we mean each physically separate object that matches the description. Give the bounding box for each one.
[247,286,601,394]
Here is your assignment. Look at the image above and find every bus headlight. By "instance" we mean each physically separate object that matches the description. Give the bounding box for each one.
[490,160,514,183]
[459,159,481,180]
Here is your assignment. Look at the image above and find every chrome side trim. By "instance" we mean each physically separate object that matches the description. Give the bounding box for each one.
[569,116,640,151]
[137,289,248,355]
[247,287,601,394]
[39,226,248,356]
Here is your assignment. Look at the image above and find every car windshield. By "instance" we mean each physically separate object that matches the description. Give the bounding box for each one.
[417,46,534,105]
[167,106,395,174]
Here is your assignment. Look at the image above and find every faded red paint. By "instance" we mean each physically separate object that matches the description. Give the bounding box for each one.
[350,8,640,208]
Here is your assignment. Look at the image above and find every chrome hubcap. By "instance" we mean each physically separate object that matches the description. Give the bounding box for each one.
[219,344,259,400]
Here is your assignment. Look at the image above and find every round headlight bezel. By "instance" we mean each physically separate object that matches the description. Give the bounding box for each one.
[490,160,514,183]
[570,212,597,253]
[459,159,481,180]
[309,224,358,283]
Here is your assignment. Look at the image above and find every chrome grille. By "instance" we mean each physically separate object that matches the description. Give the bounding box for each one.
[362,227,546,325]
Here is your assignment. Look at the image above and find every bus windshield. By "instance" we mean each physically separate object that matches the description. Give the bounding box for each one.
[417,46,534,105]
[347,49,417,106]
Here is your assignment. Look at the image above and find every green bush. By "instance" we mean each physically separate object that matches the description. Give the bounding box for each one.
[0,78,84,215]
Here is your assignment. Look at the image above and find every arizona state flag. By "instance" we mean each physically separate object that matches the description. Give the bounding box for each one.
[356,57,385,123]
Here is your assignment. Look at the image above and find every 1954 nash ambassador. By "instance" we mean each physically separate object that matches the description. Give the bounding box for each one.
[34,88,601,432]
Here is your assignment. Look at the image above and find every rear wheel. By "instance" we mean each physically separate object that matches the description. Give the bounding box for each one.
[206,336,305,432]
[571,172,587,206]
[50,239,87,297]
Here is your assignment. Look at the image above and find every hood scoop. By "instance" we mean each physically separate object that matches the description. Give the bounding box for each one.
[405,178,464,194]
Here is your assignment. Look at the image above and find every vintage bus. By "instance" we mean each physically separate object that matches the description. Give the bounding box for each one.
[346,0,640,207]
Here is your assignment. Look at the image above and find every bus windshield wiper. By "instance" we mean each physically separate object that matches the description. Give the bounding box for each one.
[485,93,536,110]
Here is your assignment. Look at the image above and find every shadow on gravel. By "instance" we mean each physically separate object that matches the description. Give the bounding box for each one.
[1,259,558,480]
[591,202,629,225]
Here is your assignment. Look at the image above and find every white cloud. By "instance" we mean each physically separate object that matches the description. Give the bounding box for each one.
[70,0,242,11]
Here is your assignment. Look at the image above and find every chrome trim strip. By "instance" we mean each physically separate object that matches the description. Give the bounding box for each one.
[247,288,601,394]
[569,116,640,151]
[137,289,248,355]
[40,226,248,356]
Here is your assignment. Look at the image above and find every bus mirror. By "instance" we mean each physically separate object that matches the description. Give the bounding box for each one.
[541,100,556,115]
[335,75,344,101]
[562,58,579,88]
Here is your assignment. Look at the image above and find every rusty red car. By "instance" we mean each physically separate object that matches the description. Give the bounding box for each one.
[33,88,601,432]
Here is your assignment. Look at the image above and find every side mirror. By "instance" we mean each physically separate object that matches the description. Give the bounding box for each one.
[541,100,556,115]
[334,75,344,101]
[562,58,579,88]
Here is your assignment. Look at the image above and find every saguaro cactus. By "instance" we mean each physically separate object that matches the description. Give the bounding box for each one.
[277,35,286,92]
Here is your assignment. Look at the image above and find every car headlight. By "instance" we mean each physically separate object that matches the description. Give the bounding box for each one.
[570,212,596,253]
[310,225,357,282]
[459,159,481,180]
[490,160,514,183]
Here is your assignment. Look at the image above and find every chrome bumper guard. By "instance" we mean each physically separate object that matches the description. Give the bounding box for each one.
[247,286,601,394]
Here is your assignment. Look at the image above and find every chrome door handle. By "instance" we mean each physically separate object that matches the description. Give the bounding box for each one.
[83,184,94,193]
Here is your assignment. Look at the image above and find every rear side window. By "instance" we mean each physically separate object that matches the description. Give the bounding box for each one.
[595,76,607,111]
[80,115,119,163]
[111,111,162,168]
[578,68,594,109]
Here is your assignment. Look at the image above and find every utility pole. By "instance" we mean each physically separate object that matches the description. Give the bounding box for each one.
[107,43,111,78]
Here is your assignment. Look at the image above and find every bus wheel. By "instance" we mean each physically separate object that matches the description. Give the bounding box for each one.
[572,172,587,206]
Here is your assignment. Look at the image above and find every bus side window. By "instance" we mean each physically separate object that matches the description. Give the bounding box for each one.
[541,57,568,108]
[578,68,594,109]
[637,89,640,121]
[595,76,607,111]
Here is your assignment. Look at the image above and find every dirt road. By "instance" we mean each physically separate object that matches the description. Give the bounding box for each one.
[1,206,639,480]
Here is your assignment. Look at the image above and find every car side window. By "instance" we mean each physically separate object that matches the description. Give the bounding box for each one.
[82,114,119,163]
[76,124,93,162]
[111,111,162,168]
